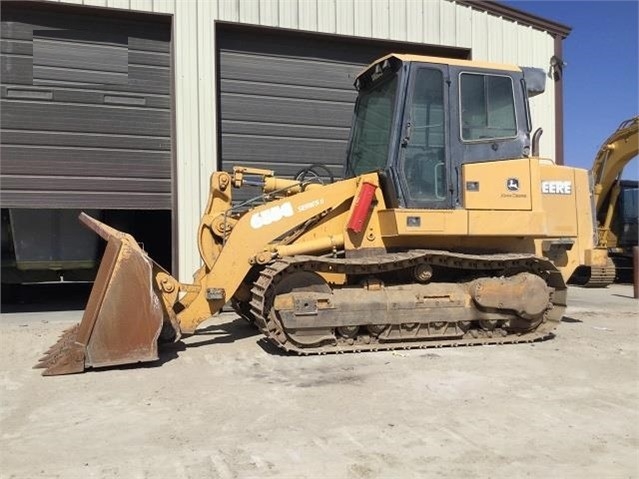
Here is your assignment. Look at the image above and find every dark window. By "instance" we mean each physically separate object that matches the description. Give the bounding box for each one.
[621,186,638,222]
[348,74,398,175]
[401,68,446,203]
[460,73,516,141]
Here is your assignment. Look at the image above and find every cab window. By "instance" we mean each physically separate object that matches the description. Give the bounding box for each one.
[460,73,516,141]
[348,75,399,175]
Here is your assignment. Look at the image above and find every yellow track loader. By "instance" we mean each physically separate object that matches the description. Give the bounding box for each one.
[37,54,608,375]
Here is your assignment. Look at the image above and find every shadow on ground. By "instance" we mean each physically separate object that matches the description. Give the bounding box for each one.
[611,293,637,300]
[81,317,265,374]
[186,317,261,347]
[562,316,583,323]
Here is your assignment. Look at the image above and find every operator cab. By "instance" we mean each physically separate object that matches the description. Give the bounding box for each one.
[344,54,546,209]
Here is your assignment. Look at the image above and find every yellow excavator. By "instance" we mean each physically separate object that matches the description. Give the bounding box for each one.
[571,116,638,286]
[37,54,608,376]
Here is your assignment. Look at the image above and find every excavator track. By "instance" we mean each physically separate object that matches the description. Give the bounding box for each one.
[582,258,616,288]
[249,250,567,355]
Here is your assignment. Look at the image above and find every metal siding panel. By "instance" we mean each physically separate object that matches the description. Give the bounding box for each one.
[335,0,353,35]
[388,0,406,41]
[513,25,554,160]
[174,1,202,280]
[406,0,423,43]
[195,0,220,281]
[258,0,279,26]
[152,0,175,14]
[130,0,153,11]
[530,29,555,160]
[279,0,299,29]
[353,0,371,37]
[501,19,518,63]
[83,0,108,6]
[239,0,260,24]
[107,0,131,9]
[298,0,318,31]
[198,1,216,211]
[454,3,472,48]
[517,25,533,63]
[487,13,503,62]
[316,0,336,34]
[371,0,389,39]
[439,0,456,46]
[423,0,440,44]
[218,0,239,22]
[470,8,488,59]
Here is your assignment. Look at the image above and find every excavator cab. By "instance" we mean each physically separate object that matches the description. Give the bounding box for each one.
[345,54,545,209]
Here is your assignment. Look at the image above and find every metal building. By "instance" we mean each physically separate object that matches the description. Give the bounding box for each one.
[0,0,571,284]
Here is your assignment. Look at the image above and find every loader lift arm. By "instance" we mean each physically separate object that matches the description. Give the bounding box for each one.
[36,167,381,374]
[174,167,381,335]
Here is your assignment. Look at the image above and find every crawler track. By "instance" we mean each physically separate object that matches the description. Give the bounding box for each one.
[582,258,616,288]
[249,250,567,354]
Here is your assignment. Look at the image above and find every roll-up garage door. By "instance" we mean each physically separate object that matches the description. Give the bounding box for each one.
[217,24,469,183]
[0,4,172,209]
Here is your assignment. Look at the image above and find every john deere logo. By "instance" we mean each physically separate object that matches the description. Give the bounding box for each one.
[506,178,520,191]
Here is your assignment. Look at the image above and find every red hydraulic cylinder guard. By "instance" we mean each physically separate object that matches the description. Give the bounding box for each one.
[347,182,377,234]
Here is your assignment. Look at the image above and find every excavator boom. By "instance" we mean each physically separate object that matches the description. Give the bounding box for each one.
[592,117,638,212]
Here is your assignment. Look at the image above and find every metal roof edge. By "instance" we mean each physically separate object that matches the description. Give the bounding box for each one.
[455,0,572,38]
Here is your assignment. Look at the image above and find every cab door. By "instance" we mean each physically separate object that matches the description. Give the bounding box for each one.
[395,63,452,209]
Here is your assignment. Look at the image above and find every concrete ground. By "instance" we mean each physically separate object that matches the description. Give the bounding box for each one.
[0,285,637,478]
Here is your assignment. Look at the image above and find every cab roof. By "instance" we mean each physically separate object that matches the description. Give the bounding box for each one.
[357,53,521,83]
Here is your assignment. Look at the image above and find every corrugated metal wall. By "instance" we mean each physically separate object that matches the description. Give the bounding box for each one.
[43,0,557,282]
